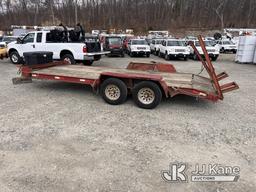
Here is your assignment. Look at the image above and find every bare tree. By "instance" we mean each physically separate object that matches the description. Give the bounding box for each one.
[0,0,255,32]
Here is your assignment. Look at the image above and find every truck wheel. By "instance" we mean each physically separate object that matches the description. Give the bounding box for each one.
[132,81,162,109]
[193,54,198,60]
[165,53,169,60]
[10,51,22,64]
[83,60,94,65]
[211,56,218,61]
[146,53,150,58]
[61,54,75,64]
[94,55,101,61]
[100,78,128,105]
[184,56,188,61]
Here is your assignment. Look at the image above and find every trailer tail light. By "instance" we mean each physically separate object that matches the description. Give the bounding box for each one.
[83,46,87,53]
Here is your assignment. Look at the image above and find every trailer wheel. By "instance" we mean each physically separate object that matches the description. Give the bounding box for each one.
[10,51,22,65]
[101,78,127,105]
[61,54,75,64]
[132,81,162,109]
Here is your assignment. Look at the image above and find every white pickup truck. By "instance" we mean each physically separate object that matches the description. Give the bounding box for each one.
[188,40,220,61]
[127,39,151,57]
[7,31,109,65]
[216,40,237,53]
[159,39,190,60]
[150,39,163,55]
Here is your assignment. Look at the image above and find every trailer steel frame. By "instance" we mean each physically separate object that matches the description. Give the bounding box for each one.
[13,36,239,109]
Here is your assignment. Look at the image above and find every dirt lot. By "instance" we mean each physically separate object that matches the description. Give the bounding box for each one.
[0,54,255,192]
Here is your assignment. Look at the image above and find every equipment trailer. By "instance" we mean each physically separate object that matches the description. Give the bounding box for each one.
[13,36,239,109]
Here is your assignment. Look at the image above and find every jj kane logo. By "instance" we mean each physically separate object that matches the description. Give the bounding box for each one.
[162,163,240,183]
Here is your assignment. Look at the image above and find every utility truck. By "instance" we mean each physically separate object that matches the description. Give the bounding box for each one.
[8,29,109,65]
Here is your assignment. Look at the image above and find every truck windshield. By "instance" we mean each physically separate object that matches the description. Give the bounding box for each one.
[84,37,99,43]
[223,41,234,45]
[167,41,185,46]
[156,40,163,44]
[2,37,18,43]
[108,38,122,45]
[132,40,148,45]
[195,41,213,47]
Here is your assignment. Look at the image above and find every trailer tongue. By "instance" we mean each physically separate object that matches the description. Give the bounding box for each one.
[13,36,239,109]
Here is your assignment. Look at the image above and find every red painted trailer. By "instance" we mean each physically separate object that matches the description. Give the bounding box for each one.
[12,36,239,109]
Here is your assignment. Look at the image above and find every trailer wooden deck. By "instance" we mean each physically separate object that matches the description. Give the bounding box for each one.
[32,65,216,94]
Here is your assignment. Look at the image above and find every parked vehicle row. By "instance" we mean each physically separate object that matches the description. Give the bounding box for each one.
[149,38,220,61]
[3,29,239,65]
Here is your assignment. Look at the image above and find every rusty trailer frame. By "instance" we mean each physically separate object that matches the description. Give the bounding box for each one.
[13,36,239,109]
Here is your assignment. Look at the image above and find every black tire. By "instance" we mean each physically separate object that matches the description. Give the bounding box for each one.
[83,60,94,65]
[154,49,157,55]
[184,56,188,61]
[100,78,128,105]
[220,48,225,53]
[132,81,162,109]
[193,54,198,60]
[10,51,22,65]
[211,56,218,61]
[94,55,101,61]
[146,53,150,58]
[130,52,134,57]
[165,53,169,60]
[61,54,75,64]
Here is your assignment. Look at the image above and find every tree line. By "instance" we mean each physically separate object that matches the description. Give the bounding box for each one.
[0,0,255,33]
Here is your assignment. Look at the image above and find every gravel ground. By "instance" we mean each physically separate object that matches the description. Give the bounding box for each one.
[0,54,255,192]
